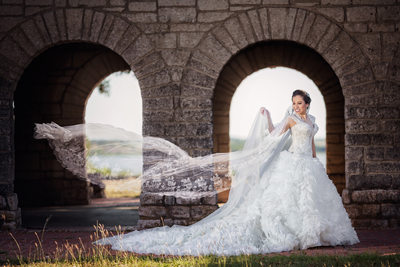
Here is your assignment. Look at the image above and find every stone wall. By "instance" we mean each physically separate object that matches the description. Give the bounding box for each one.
[138,192,218,228]
[0,0,399,230]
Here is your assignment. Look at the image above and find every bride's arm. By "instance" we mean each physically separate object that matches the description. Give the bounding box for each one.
[260,107,274,133]
[279,117,296,135]
[260,107,296,135]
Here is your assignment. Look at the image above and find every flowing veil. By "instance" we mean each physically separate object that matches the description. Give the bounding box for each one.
[33,107,295,228]
[31,104,364,256]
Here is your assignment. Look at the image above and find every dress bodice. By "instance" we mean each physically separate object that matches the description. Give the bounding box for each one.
[288,114,319,157]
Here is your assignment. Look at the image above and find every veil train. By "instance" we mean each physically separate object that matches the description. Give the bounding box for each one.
[34,109,291,225]
[33,106,360,255]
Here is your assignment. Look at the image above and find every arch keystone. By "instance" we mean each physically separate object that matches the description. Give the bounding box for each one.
[65,8,83,40]
[268,8,287,39]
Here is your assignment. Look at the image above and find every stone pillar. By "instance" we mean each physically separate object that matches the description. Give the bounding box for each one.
[0,194,21,230]
[343,81,400,229]
[0,77,21,230]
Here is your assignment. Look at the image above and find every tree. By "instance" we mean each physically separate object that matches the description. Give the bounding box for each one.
[96,70,132,96]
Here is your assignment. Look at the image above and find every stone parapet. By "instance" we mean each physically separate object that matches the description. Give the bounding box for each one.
[137,192,218,229]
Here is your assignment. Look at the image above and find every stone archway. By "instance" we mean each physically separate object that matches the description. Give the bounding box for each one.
[213,40,345,194]
[0,8,157,208]
[181,7,373,196]
[0,8,154,91]
[14,42,130,206]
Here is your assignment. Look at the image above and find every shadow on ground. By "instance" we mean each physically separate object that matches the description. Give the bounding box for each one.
[21,198,139,230]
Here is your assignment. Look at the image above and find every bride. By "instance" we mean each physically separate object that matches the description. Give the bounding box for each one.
[34,89,359,256]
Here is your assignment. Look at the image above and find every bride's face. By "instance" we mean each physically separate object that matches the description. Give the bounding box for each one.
[292,95,309,115]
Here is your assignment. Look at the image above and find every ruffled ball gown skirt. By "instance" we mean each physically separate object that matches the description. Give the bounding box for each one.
[95,151,360,256]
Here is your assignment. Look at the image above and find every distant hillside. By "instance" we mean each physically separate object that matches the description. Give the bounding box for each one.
[314,138,326,152]
[86,139,142,155]
[230,137,326,152]
[230,138,246,152]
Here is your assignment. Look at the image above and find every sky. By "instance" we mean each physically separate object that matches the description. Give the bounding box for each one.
[230,67,326,139]
[85,67,326,140]
[85,72,143,134]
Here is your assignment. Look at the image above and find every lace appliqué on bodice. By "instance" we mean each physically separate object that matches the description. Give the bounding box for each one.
[288,114,319,157]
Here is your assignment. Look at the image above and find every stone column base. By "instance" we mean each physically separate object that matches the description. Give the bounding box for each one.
[342,189,400,229]
[0,193,21,231]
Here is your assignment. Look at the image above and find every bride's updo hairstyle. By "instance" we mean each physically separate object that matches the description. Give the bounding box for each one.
[292,89,311,105]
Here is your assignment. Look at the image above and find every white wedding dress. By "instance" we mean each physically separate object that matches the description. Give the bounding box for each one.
[92,112,360,256]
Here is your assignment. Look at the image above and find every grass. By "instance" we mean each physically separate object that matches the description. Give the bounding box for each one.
[87,161,135,178]
[2,223,399,267]
[103,176,141,198]
[86,160,141,198]
[3,251,400,266]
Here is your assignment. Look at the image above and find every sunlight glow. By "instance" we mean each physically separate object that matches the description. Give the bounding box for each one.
[230,67,326,140]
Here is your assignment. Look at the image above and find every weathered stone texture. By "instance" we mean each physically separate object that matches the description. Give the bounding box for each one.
[159,0,195,6]
[198,11,232,23]
[137,192,218,227]
[377,6,400,21]
[344,23,367,33]
[122,13,157,23]
[346,7,376,22]
[69,0,106,7]
[159,7,196,23]
[351,190,400,203]
[179,32,204,48]
[316,7,344,22]
[198,0,229,10]
[128,2,156,12]
[263,0,289,4]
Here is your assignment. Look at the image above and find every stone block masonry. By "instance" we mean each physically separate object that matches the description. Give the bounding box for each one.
[137,192,218,228]
[0,194,21,230]
[0,0,399,230]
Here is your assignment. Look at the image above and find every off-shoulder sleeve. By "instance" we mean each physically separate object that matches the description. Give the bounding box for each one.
[308,114,319,136]
[309,114,316,123]
[289,114,299,124]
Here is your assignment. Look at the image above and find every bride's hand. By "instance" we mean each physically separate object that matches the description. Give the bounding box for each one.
[260,107,269,116]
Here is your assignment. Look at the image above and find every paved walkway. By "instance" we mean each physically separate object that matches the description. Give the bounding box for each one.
[21,197,140,230]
